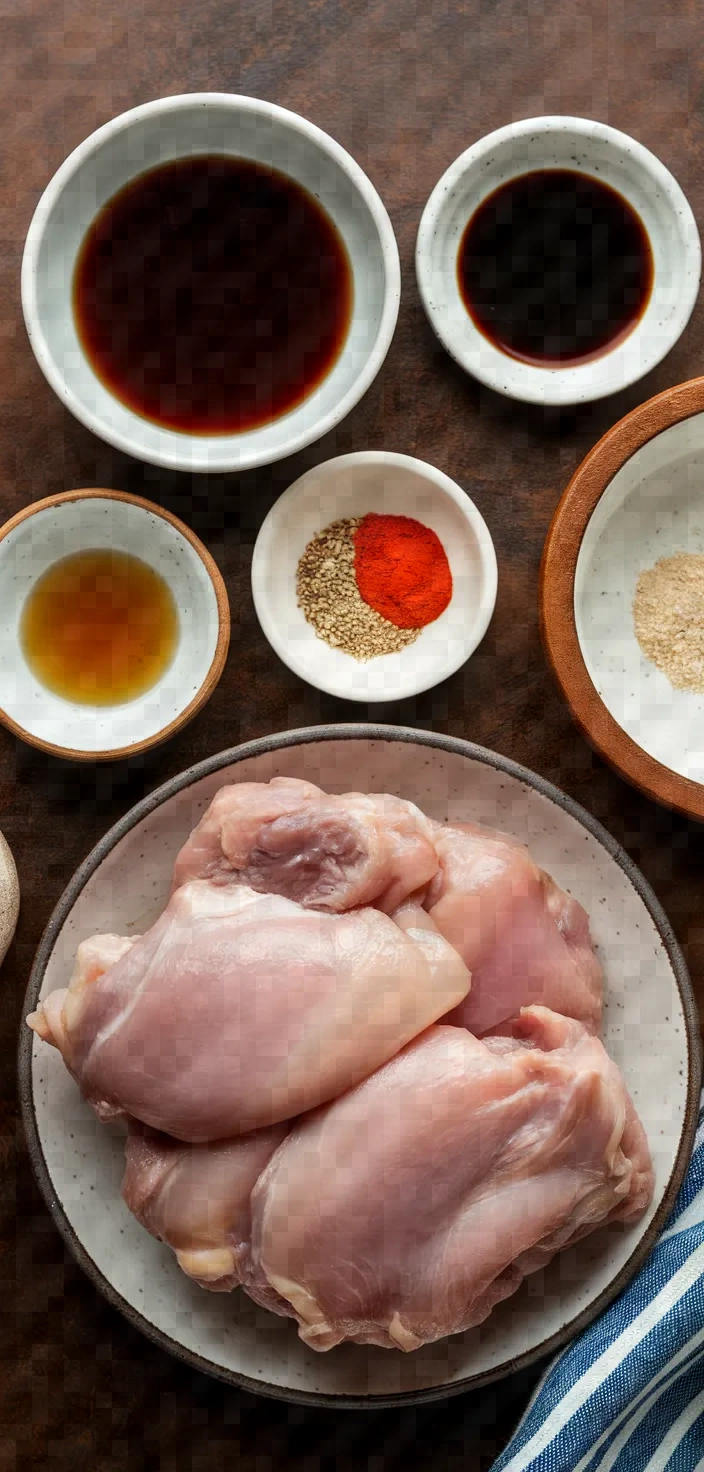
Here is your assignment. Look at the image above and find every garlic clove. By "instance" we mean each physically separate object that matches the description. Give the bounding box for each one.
[0,830,19,966]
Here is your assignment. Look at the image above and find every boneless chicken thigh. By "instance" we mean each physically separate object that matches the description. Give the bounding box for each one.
[27,777,654,1359]
[248,1007,653,1352]
[122,1121,288,1297]
[27,879,470,1141]
[426,821,603,1035]
[172,782,602,1037]
[171,777,439,913]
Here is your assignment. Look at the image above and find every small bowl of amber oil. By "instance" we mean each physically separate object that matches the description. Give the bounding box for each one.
[0,489,229,759]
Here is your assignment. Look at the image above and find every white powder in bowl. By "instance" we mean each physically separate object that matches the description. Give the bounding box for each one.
[633,552,704,693]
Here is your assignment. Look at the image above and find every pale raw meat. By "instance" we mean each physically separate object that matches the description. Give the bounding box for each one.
[122,1121,287,1295]
[426,821,603,1035]
[26,780,655,1359]
[27,879,470,1141]
[249,1007,652,1352]
[171,777,439,913]
[28,932,137,1069]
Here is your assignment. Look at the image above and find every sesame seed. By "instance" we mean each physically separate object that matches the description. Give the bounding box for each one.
[296,518,420,661]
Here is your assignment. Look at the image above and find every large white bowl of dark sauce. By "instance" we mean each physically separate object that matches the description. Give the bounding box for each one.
[21,94,401,472]
[416,116,701,406]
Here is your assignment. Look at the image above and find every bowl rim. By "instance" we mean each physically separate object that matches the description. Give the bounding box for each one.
[17,722,702,1408]
[0,487,231,760]
[250,450,499,702]
[415,114,702,407]
[20,92,402,474]
[540,375,704,821]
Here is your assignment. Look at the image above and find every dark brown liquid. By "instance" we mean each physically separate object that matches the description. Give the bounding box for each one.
[21,550,179,705]
[73,156,353,434]
[457,169,653,366]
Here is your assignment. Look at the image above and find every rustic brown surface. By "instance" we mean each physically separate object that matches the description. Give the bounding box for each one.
[2,1,704,1467]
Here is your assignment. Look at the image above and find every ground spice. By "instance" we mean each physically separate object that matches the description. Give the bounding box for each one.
[354,513,452,628]
[296,517,420,661]
[633,552,704,693]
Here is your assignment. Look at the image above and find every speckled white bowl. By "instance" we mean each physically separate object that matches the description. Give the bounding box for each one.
[416,116,701,406]
[0,489,230,760]
[251,452,498,702]
[21,94,401,473]
[19,727,700,1406]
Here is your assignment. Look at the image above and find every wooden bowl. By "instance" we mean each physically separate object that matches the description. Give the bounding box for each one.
[540,377,704,820]
[0,489,230,761]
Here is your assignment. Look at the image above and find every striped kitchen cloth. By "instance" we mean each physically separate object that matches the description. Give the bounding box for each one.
[491,1091,704,1472]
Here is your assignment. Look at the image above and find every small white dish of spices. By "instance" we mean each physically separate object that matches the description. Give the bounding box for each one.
[251,451,497,702]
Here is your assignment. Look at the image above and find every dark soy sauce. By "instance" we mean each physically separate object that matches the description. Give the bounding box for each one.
[457,170,653,366]
[73,156,353,434]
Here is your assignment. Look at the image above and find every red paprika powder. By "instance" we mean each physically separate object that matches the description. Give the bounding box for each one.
[354,513,453,629]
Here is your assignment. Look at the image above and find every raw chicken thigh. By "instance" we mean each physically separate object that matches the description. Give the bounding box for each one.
[171,777,439,914]
[27,777,653,1357]
[122,1120,287,1294]
[172,781,602,1037]
[28,879,470,1141]
[426,821,603,1035]
[248,1007,653,1352]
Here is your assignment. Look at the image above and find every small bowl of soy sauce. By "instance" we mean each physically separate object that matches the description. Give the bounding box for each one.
[21,95,401,473]
[416,116,701,406]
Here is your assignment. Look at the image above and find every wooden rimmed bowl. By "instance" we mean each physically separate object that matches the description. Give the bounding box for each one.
[0,488,230,761]
[19,725,701,1406]
[541,377,704,821]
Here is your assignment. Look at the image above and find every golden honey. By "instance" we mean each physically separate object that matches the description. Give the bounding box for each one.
[21,549,179,706]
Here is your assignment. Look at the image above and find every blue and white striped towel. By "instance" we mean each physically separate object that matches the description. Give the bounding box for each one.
[492,1091,704,1472]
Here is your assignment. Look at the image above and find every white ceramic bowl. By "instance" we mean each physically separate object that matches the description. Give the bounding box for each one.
[0,489,230,760]
[19,727,700,1405]
[251,451,497,702]
[416,116,701,407]
[21,94,401,473]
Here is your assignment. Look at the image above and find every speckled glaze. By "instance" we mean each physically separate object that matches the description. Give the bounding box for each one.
[0,829,19,964]
[415,116,701,406]
[251,453,498,702]
[0,489,230,760]
[19,727,700,1408]
[21,94,401,474]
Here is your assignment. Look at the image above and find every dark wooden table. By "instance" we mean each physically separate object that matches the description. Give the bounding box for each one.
[2,1,704,1467]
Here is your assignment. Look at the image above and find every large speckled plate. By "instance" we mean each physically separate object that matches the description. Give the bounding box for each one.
[18,726,701,1408]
